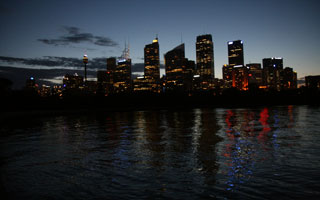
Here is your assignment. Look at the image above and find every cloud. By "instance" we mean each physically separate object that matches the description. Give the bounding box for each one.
[38,26,118,47]
[0,56,81,68]
[0,56,165,73]
[0,55,120,70]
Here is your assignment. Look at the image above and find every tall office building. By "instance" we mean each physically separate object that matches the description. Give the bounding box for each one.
[107,57,117,73]
[114,58,132,93]
[262,57,283,90]
[105,57,117,94]
[164,44,193,92]
[112,44,132,93]
[144,37,160,81]
[137,37,161,93]
[247,63,263,87]
[196,34,214,78]
[228,40,244,66]
[165,44,185,91]
[25,77,36,89]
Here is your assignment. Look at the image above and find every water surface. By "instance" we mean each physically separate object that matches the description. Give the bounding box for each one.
[1,106,320,199]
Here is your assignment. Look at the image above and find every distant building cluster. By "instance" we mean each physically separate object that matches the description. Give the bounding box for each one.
[24,34,320,97]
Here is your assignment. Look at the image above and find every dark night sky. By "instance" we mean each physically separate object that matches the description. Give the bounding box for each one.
[1,0,320,88]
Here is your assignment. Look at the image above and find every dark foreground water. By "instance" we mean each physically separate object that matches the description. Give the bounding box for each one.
[1,106,320,199]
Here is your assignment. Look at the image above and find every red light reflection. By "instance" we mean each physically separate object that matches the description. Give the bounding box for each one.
[225,110,235,138]
[258,108,271,139]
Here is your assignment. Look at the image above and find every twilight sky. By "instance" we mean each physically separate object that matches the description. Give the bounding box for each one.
[1,0,320,82]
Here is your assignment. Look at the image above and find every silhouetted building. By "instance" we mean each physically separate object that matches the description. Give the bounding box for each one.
[85,80,98,94]
[144,37,160,92]
[97,70,108,95]
[164,44,194,93]
[247,63,263,88]
[25,77,36,89]
[107,57,117,72]
[222,64,234,88]
[228,40,244,66]
[97,70,108,83]
[164,43,186,92]
[196,34,214,78]
[106,57,117,94]
[262,57,283,90]
[305,75,320,89]
[184,59,195,93]
[283,67,297,89]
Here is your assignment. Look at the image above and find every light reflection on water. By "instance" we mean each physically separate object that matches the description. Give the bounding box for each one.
[1,106,320,199]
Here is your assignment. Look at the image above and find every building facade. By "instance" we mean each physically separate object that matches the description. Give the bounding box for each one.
[247,63,263,88]
[164,44,194,93]
[262,57,283,90]
[196,34,214,78]
[143,37,160,92]
[233,65,249,90]
[222,64,234,88]
[113,58,132,93]
[283,67,297,89]
[144,37,160,81]
[228,40,244,66]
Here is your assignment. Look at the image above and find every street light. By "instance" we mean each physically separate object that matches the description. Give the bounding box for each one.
[83,54,88,83]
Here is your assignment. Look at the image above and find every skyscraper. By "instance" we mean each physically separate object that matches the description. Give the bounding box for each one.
[107,57,117,73]
[105,57,117,94]
[247,63,263,88]
[228,40,244,66]
[196,34,214,78]
[165,44,185,92]
[164,43,193,92]
[138,37,161,93]
[262,57,283,90]
[114,58,131,93]
[144,37,160,81]
[113,45,132,93]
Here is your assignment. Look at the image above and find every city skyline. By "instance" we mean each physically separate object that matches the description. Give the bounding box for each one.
[0,0,320,83]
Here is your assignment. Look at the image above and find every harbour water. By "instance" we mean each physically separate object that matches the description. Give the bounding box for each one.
[1,105,320,199]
